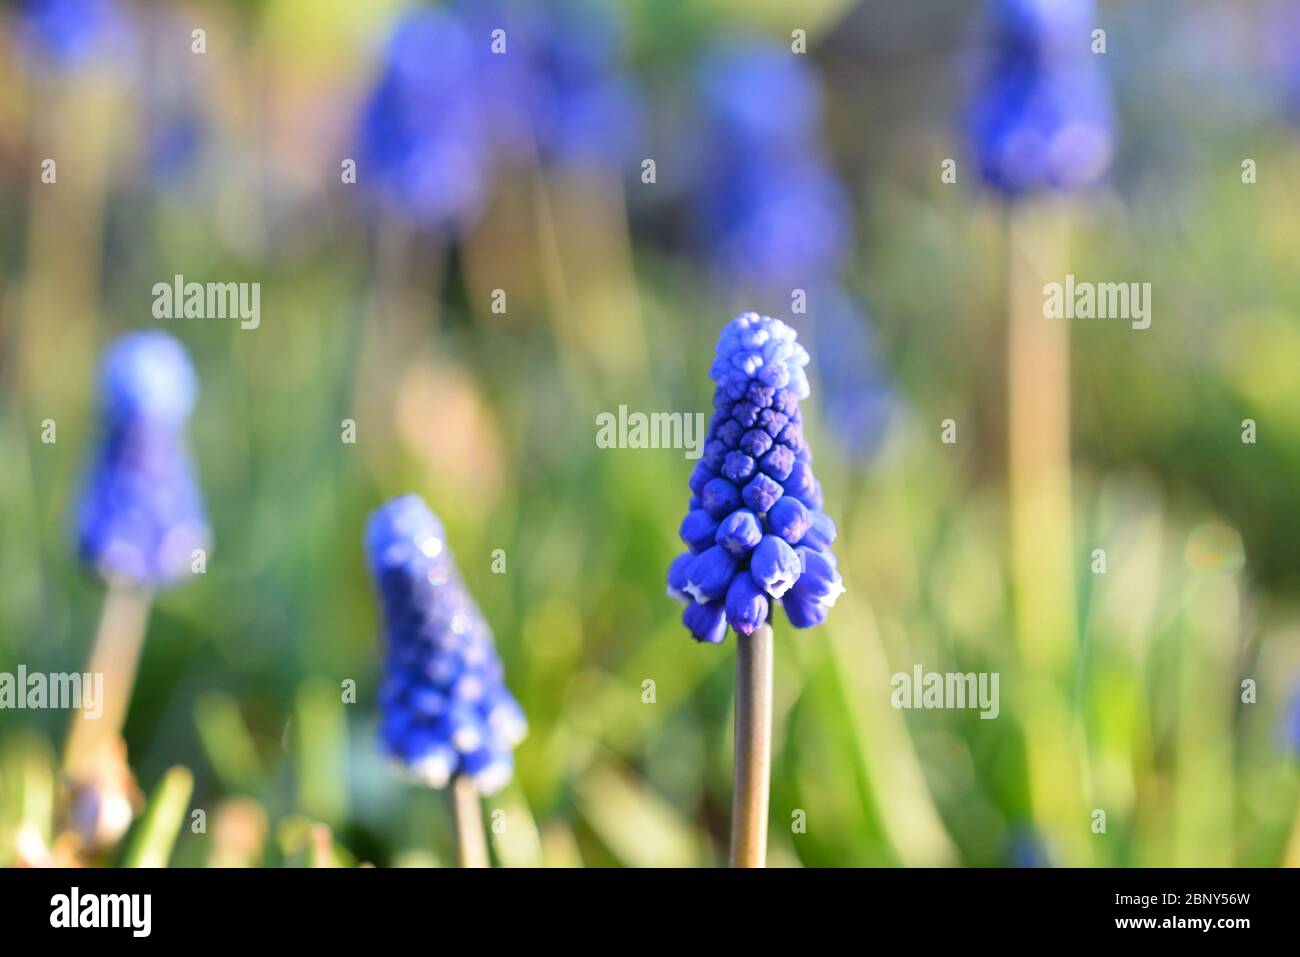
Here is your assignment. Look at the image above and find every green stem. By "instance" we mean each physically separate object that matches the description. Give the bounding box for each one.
[729,623,773,868]
[123,766,193,868]
[63,583,152,780]
[451,774,489,868]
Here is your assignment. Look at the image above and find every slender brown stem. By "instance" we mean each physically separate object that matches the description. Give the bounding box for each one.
[63,583,152,780]
[729,623,773,868]
[451,774,489,868]
[1006,202,1089,864]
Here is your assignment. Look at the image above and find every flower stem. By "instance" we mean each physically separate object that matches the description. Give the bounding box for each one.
[63,583,152,781]
[123,766,193,868]
[451,774,489,868]
[729,623,773,868]
[1006,201,1088,863]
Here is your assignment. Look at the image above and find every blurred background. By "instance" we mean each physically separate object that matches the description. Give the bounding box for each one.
[1,0,1298,867]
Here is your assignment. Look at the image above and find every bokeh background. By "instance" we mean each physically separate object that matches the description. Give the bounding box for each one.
[1,0,1299,867]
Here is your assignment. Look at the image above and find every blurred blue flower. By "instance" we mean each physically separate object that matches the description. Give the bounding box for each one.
[19,0,133,67]
[355,8,490,233]
[137,14,210,187]
[367,495,526,795]
[696,39,826,162]
[692,39,850,295]
[77,331,209,587]
[968,0,1114,196]
[810,285,896,463]
[458,0,642,169]
[1007,827,1051,867]
[1281,683,1300,756]
[1269,3,1300,124]
[668,314,844,642]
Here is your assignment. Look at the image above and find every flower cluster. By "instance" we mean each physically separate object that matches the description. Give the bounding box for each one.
[18,0,134,67]
[968,0,1114,195]
[458,0,641,169]
[356,2,639,234]
[691,41,894,463]
[667,314,844,643]
[692,40,849,294]
[367,494,526,796]
[355,8,491,234]
[77,330,209,588]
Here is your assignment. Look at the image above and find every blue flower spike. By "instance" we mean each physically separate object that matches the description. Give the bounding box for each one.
[968,0,1114,196]
[355,8,490,234]
[693,41,849,297]
[366,495,526,798]
[66,330,207,846]
[668,314,844,643]
[78,330,210,589]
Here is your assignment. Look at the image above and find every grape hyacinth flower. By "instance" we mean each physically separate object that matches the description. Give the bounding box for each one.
[967,0,1114,196]
[668,313,844,644]
[18,0,134,69]
[667,313,843,868]
[967,1,1114,858]
[65,330,207,851]
[355,8,490,234]
[459,0,642,171]
[78,330,209,586]
[691,40,850,299]
[366,494,526,866]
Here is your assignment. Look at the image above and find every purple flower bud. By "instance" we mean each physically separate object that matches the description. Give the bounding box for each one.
[683,599,727,644]
[739,428,773,458]
[667,551,694,603]
[783,586,828,629]
[721,450,756,483]
[688,460,715,496]
[794,547,844,600]
[758,408,788,438]
[702,438,728,470]
[742,473,783,513]
[760,444,795,482]
[766,496,811,545]
[725,571,769,636]
[783,459,817,506]
[684,545,738,602]
[732,401,761,428]
[801,511,838,550]
[715,509,763,556]
[716,418,743,448]
[784,548,845,628]
[750,534,800,599]
[701,476,742,517]
[679,509,720,551]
